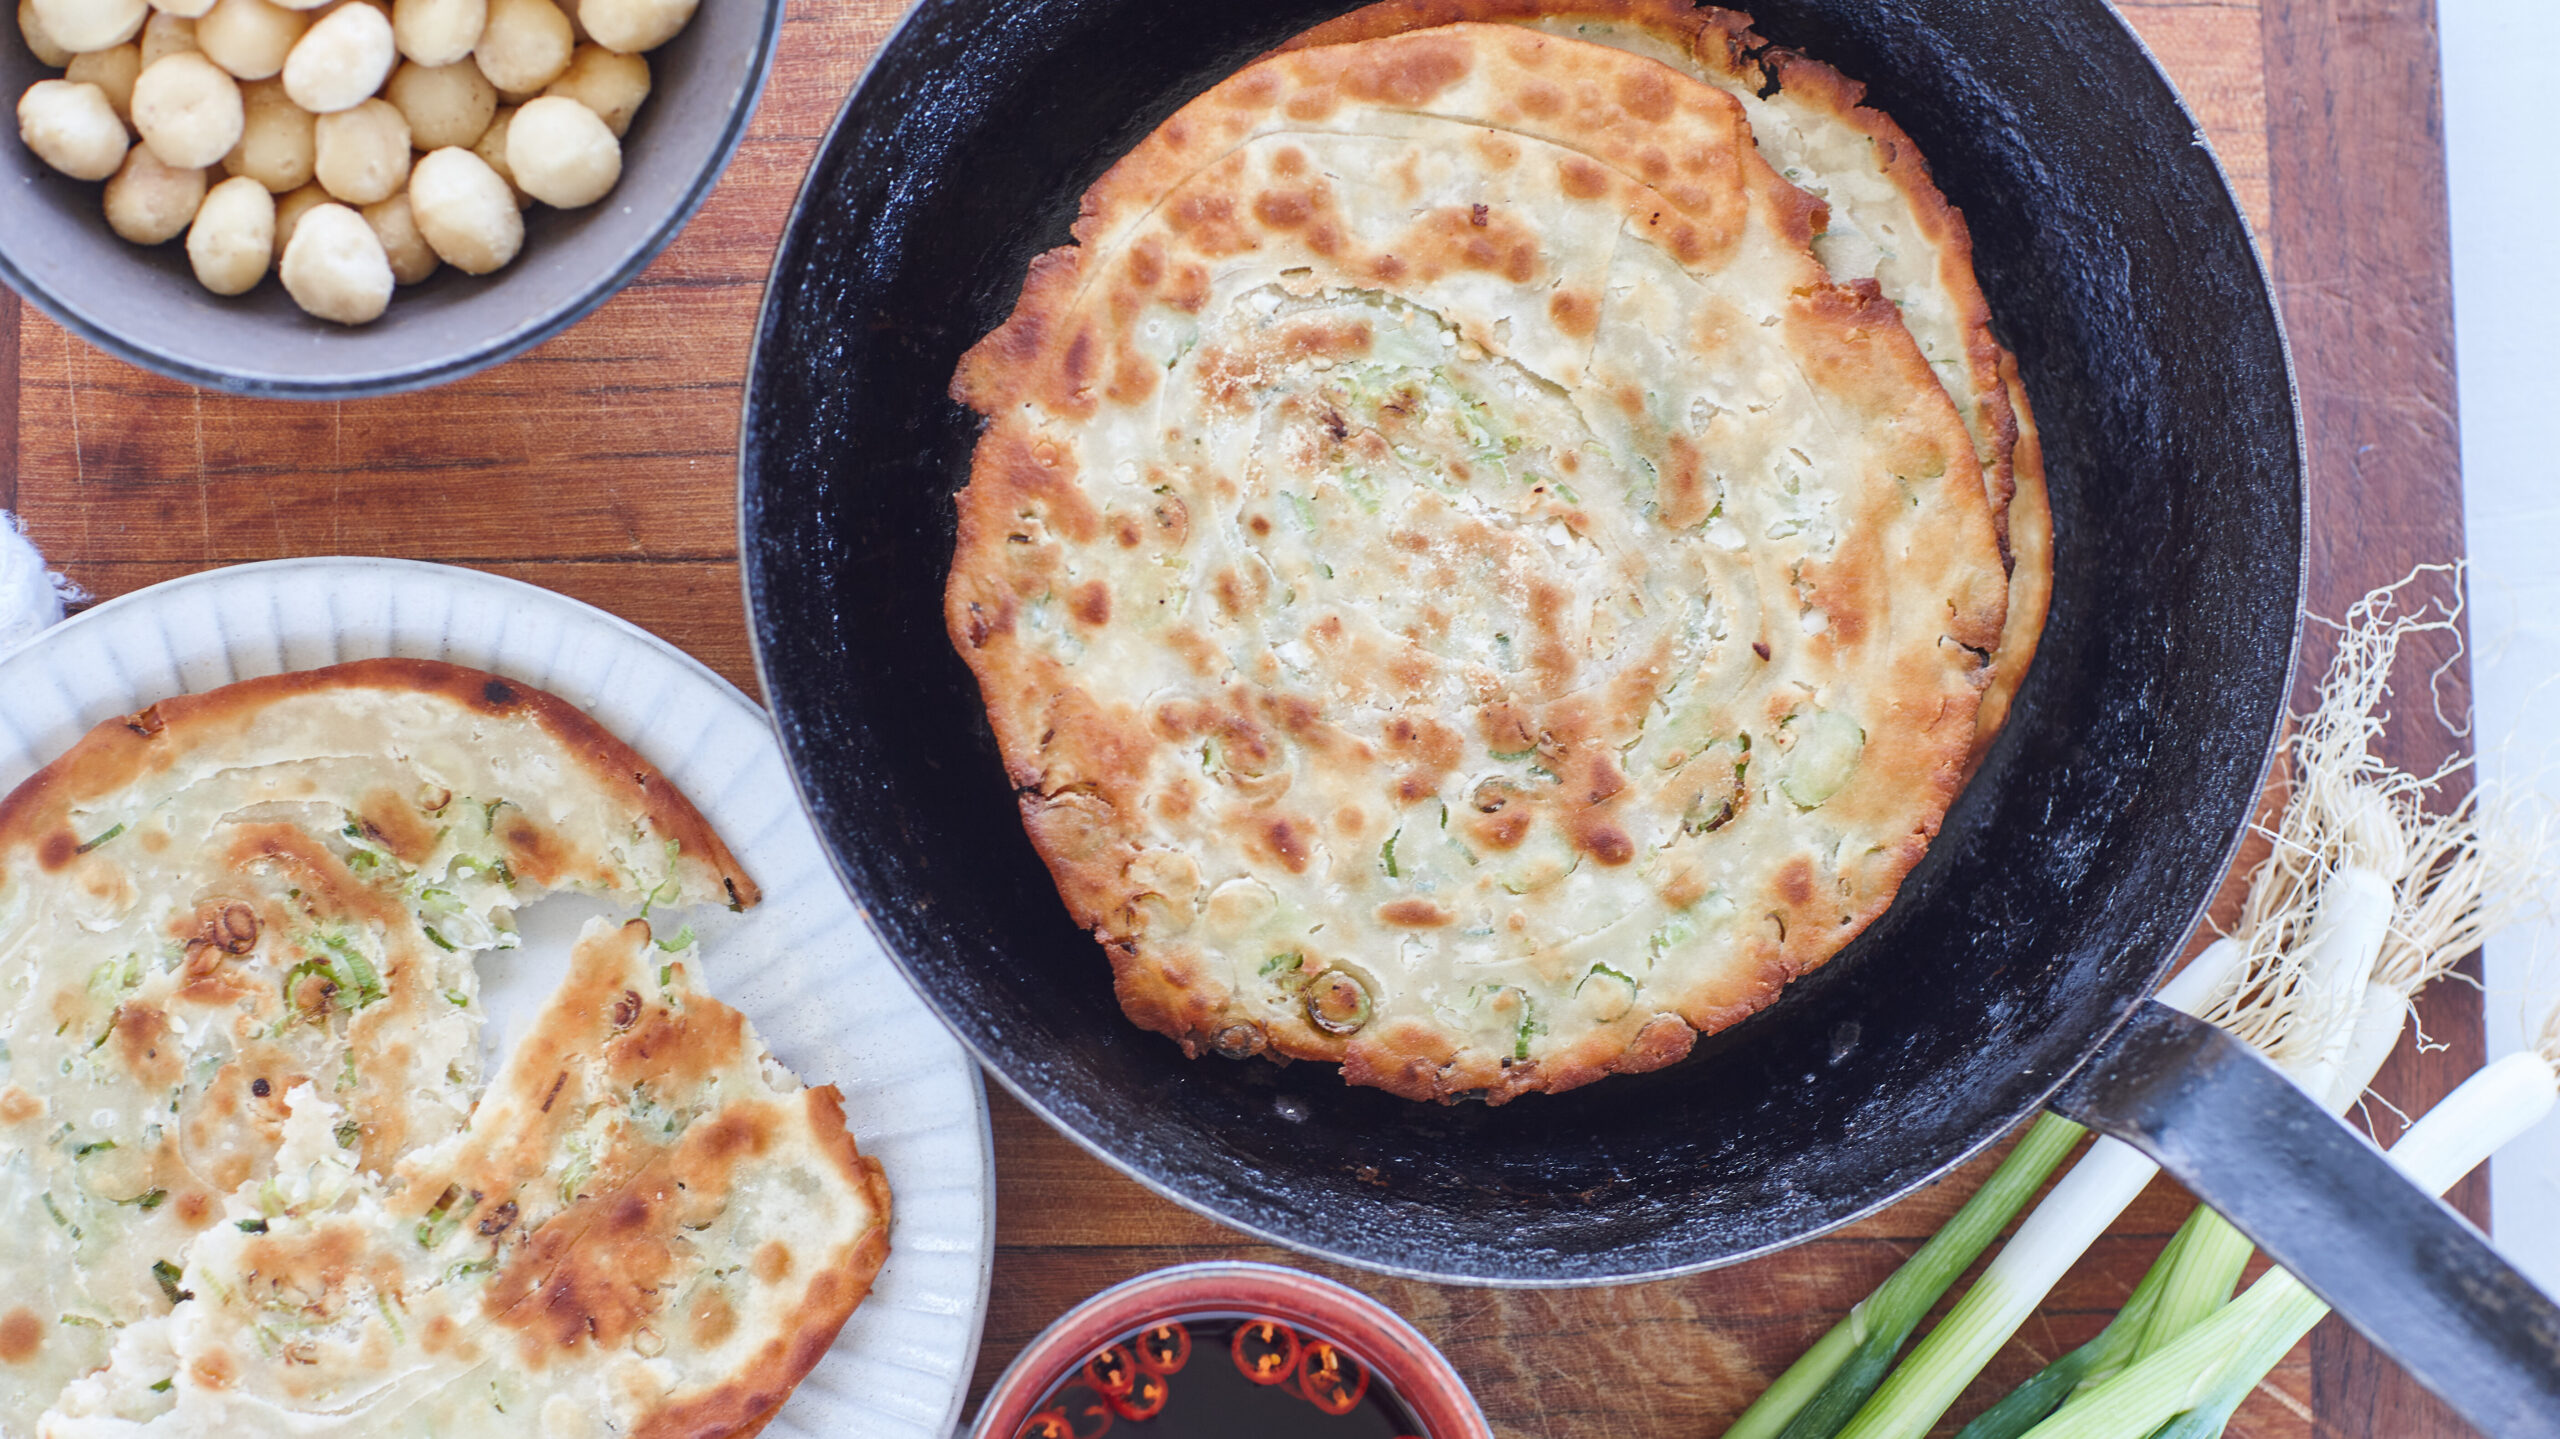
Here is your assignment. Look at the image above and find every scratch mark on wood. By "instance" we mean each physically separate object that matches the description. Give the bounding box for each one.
[0,287,17,513]
[193,390,210,561]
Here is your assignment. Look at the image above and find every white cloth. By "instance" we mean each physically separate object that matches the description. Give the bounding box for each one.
[2445,0,2560,1282]
[0,514,74,654]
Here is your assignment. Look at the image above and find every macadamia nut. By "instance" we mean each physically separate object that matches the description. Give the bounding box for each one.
[31,0,145,54]
[18,0,695,320]
[390,0,478,66]
[195,0,306,80]
[312,94,405,202]
[469,99,527,206]
[407,145,518,272]
[65,44,142,121]
[471,0,566,96]
[140,10,197,66]
[361,190,436,283]
[504,93,612,207]
[222,77,311,189]
[574,0,688,55]
[17,0,72,67]
[280,0,392,111]
[132,50,243,168]
[384,57,491,148]
[280,200,392,322]
[187,172,274,292]
[541,42,639,135]
[17,80,129,180]
[103,142,207,242]
[271,175,327,259]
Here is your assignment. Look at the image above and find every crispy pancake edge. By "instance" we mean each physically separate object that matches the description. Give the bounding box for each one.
[0,656,760,909]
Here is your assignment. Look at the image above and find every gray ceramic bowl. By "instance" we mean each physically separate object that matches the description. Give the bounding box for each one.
[0,1,780,397]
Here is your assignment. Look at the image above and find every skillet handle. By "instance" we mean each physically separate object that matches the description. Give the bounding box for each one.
[2048,1000,2560,1439]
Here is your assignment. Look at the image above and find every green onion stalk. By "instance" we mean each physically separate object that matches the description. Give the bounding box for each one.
[1949,1210,2211,1439]
[2016,1030,2560,1439]
[1722,569,2539,1439]
[1824,787,2413,1439]
[1960,710,2534,1436]
[1718,940,2249,1439]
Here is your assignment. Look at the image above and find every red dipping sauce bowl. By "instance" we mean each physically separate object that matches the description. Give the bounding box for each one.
[970,1262,1493,1439]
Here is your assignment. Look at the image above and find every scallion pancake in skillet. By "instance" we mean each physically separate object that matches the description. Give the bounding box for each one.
[1295,0,2051,765]
[948,24,2007,1101]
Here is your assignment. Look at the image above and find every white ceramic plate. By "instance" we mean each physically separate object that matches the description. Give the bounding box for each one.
[0,556,994,1438]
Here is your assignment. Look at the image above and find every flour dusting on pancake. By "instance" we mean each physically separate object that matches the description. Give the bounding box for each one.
[947,24,2007,1100]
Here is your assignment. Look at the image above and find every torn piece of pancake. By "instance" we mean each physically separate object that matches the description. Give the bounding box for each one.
[946,24,2007,1100]
[1287,0,2051,764]
[0,660,756,1435]
[41,918,891,1439]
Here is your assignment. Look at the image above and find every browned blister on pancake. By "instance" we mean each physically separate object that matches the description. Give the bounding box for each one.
[947,23,2007,1100]
[1292,0,2051,765]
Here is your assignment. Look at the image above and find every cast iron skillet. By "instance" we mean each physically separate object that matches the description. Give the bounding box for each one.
[741,1,2560,1430]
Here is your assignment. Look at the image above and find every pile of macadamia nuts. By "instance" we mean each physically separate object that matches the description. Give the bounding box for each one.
[13,0,688,325]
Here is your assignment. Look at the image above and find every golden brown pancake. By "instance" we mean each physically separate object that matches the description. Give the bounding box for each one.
[946,24,2007,1100]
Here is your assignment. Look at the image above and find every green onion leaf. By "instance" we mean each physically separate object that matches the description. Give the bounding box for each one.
[281,959,338,1018]
[1723,1114,2089,1439]
[74,823,125,855]
[414,1184,471,1250]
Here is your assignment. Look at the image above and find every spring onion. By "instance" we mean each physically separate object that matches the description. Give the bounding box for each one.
[1737,570,2537,1439]
[1722,943,2246,1439]
[1950,1211,2208,1439]
[1831,786,2412,1439]
[1962,580,2542,1434]
[2017,1021,2560,1439]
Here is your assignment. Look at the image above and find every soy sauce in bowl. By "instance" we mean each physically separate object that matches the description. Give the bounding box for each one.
[1019,1314,1426,1438]
[971,1263,1487,1439]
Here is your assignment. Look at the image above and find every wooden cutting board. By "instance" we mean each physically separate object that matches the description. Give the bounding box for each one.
[0,0,2478,1434]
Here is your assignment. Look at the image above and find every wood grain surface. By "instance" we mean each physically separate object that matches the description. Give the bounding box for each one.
[0,1,2480,1435]
[2260,0,2480,1434]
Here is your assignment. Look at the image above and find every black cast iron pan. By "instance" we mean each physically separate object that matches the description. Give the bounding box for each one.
[739,1,2560,1430]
